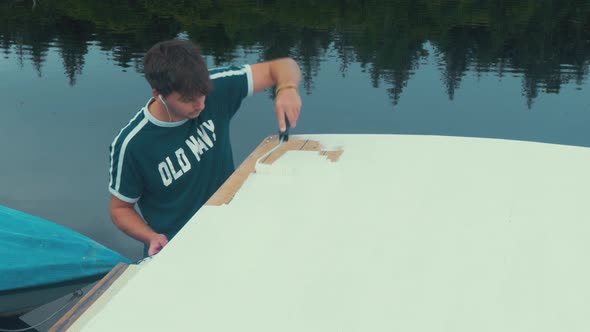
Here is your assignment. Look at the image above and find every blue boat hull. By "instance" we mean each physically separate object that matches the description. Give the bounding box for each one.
[0,205,129,316]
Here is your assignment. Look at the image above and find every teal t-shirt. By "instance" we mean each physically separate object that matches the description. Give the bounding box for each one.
[109,65,253,243]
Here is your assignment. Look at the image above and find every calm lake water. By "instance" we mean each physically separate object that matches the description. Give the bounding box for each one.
[1,0,589,329]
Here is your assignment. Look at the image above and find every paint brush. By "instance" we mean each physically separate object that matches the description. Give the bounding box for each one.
[279,116,290,142]
[254,115,291,173]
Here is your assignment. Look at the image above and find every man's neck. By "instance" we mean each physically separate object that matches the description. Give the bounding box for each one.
[148,98,173,122]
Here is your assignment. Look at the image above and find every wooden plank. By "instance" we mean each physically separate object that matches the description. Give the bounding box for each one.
[49,263,129,332]
[300,140,322,151]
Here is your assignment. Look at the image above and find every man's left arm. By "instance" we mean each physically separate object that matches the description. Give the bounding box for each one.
[250,58,302,132]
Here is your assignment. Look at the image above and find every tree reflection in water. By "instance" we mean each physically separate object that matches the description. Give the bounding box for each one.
[1,0,589,107]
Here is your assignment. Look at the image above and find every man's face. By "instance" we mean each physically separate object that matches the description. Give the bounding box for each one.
[161,92,206,120]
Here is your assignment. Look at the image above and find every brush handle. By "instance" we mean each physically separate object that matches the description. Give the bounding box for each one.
[279,116,290,141]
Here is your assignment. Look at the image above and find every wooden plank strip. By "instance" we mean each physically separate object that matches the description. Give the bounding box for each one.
[300,140,322,151]
[49,263,129,332]
[300,141,341,161]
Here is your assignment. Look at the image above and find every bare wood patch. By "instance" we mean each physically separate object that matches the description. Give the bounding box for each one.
[325,150,344,162]
[261,140,307,164]
[206,136,343,206]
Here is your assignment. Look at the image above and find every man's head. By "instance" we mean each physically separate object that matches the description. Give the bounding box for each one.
[144,39,211,99]
[144,40,212,120]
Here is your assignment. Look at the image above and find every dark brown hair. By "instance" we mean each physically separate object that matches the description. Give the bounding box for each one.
[143,39,212,99]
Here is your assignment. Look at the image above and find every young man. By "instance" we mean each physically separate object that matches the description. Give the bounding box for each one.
[109,39,301,257]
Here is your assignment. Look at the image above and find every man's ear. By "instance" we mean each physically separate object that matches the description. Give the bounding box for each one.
[151,89,159,100]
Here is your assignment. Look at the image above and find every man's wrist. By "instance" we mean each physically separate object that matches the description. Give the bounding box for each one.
[275,83,298,96]
[143,231,162,245]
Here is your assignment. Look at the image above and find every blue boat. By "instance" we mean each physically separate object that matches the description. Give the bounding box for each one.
[0,205,129,317]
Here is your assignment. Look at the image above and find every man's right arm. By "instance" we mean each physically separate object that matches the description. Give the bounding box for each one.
[109,195,168,256]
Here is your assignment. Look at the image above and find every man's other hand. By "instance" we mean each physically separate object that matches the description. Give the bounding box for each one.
[148,234,169,256]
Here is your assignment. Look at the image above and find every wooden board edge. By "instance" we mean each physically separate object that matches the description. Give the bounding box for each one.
[205,135,278,206]
[49,263,129,332]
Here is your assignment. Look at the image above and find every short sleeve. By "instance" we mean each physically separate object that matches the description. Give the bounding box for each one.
[109,141,142,203]
[208,65,253,118]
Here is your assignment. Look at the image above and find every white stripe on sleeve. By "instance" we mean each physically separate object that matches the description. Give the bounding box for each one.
[243,64,254,97]
[109,109,144,188]
[114,118,149,192]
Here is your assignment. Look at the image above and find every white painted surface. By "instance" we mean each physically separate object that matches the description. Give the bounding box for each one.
[72,134,590,332]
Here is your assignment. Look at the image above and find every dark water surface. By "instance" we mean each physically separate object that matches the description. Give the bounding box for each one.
[1,0,590,329]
